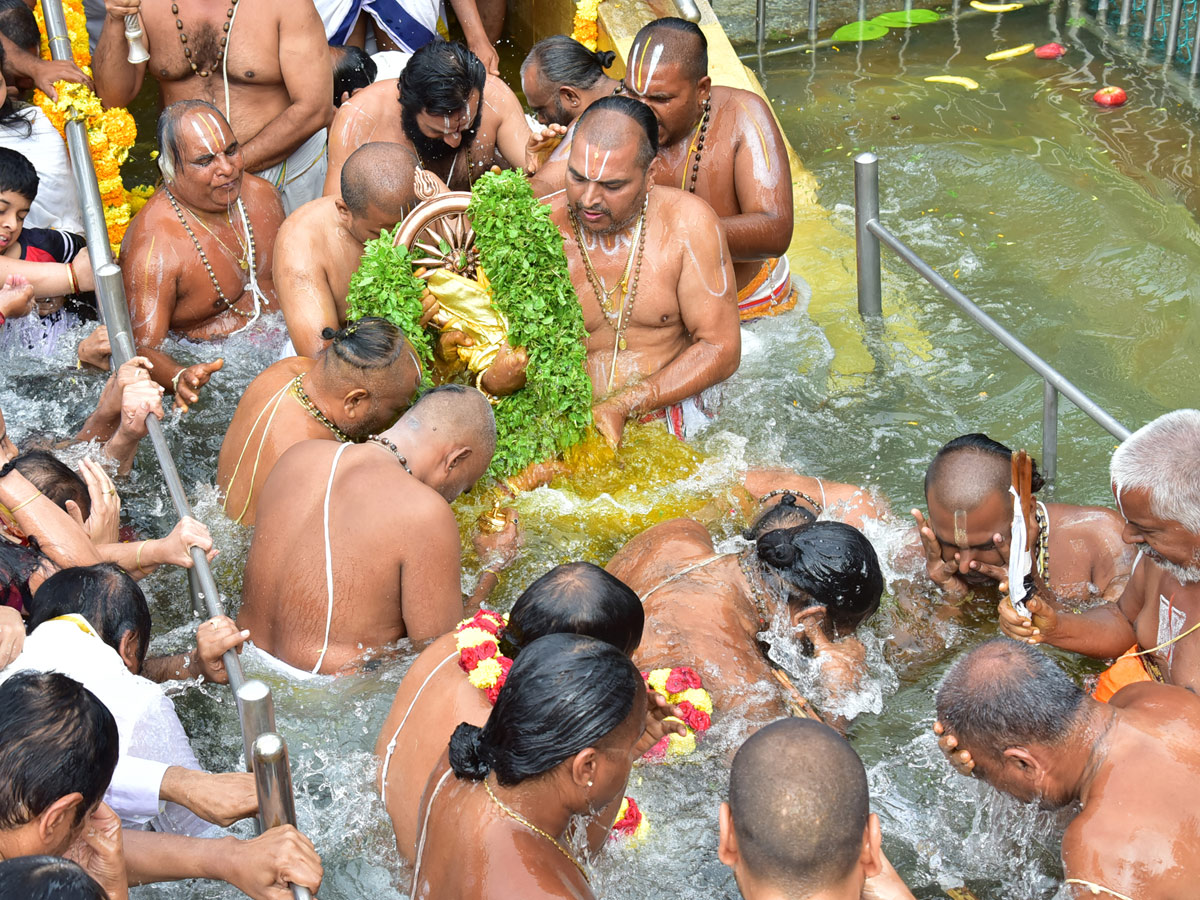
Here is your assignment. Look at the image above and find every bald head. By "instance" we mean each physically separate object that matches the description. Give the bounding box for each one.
[728,719,870,894]
[630,17,708,82]
[341,142,418,219]
[924,433,1043,512]
[574,95,660,169]
[403,384,496,460]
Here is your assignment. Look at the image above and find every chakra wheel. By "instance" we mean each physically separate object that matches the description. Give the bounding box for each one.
[393,190,478,280]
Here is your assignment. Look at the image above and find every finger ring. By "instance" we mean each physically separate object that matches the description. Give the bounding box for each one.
[104,489,116,496]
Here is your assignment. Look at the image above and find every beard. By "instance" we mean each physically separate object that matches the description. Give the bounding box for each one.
[400,103,481,164]
[1144,545,1200,585]
[571,187,647,236]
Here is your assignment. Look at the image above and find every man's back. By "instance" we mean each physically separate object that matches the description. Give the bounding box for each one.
[1046,502,1135,601]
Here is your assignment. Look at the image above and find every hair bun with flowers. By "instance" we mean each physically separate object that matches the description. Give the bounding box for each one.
[610,795,649,842]
[455,609,513,706]
[642,666,715,760]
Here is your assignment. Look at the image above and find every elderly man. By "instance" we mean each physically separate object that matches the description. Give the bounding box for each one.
[216,317,421,526]
[623,18,795,321]
[93,0,331,212]
[324,40,531,195]
[521,36,620,128]
[1000,410,1200,698]
[936,639,1200,899]
[275,143,418,358]
[238,385,519,676]
[546,95,739,445]
[915,433,1133,604]
[121,101,284,411]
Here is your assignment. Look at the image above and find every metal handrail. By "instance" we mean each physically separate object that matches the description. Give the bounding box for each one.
[853,153,1132,482]
[41,4,311,896]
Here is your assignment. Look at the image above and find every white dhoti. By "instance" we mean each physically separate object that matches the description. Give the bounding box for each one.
[244,641,331,682]
[253,129,329,215]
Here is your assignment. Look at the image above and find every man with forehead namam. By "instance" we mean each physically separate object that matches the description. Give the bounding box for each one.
[94,0,332,212]
[324,40,532,196]
[121,101,284,411]
[624,18,796,321]
[547,95,740,446]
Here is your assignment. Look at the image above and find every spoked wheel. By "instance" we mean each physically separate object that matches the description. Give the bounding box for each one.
[393,191,477,280]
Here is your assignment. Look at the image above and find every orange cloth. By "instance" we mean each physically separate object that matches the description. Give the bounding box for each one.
[737,257,799,321]
[1092,645,1161,703]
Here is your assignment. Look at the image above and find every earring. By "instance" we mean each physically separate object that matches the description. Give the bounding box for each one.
[587,780,593,788]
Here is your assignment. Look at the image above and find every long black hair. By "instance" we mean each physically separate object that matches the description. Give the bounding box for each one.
[448,633,643,786]
[0,43,32,138]
[522,35,615,89]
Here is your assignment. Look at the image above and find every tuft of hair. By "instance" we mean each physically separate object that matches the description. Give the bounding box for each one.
[574,95,659,168]
[631,17,708,81]
[0,671,119,829]
[924,433,1043,511]
[12,449,87,519]
[505,562,643,657]
[331,44,377,107]
[27,563,152,669]
[156,99,229,182]
[729,718,870,894]
[406,383,496,459]
[0,0,41,57]
[744,493,817,541]
[1111,409,1200,534]
[521,35,615,88]
[398,40,486,116]
[0,146,38,204]
[0,856,109,900]
[320,316,416,372]
[340,142,417,218]
[936,638,1085,755]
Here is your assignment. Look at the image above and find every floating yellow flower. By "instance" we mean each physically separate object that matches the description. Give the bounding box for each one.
[571,0,600,51]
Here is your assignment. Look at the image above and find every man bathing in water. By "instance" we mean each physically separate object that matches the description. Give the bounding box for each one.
[238,385,519,675]
[547,95,740,445]
[216,318,421,526]
[94,0,332,212]
[915,433,1133,604]
[1000,410,1200,697]
[275,143,419,358]
[324,40,532,196]
[936,639,1200,900]
[121,101,284,410]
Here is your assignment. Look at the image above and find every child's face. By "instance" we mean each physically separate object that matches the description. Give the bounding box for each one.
[0,190,30,253]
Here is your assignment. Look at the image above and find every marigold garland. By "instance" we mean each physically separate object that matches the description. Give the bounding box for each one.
[642,666,714,759]
[571,0,600,51]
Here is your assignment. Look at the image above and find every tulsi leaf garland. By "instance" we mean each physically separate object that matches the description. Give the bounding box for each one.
[344,233,435,375]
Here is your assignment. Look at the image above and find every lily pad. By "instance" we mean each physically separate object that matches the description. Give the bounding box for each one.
[830,20,891,41]
[872,8,941,27]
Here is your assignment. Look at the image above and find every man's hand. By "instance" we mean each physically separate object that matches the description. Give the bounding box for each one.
[67,458,121,545]
[0,273,34,320]
[472,507,521,571]
[161,767,258,827]
[932,720,975,777]
[0,605,25,668]
[525,123,567,175]
[800,606,868,694]
[193,615,249,684]
[172,359,224,412]
[479,344,528,396]
[64,802,129,900]
[436,329,473,363]
[77,325,113,371]
[633,686,688,757]
[592,395,634,448]
[117,374,166,441]
[151,516,218,569]
[997,590,1059,644]
[469,38,500,77]
[225,826,323,900]
[911,509,970,600]
[105,0,141,17]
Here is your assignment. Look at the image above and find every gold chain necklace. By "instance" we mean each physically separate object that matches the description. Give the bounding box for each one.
[570,206,641,316]
[165,189,258,318]
[483,779,589,883]
[287,375,350,442]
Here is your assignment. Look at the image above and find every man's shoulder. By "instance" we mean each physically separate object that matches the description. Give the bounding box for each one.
[653,185,719,226]
[352,79,401,111]
[277,196,337,238]
[242,174,286,214]
[712,85,774,121]
[1049,502,1124,533]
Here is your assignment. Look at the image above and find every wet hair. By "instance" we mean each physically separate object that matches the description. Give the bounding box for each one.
[0,0,39,56]
[0,856,108,900]
[0,671,119,829]
[729,719,869,893]
[320,317,415,370]
[156,99,229,182]
[936,638,1085,754]
[398,40,486,117]
[12,449,88,519]
[756,521,882,636]
[27,563,152,669]
[924,433,1043,512]
[340,142,417,218]
[574,94,660,168]
[744,493,817,541]
[405,383,496,460]
[448,633,642,786]
[331,44,377,107]
[632,17,709,82]
[521,35,615,89]
[1111,409,1200,534]
[503,562,643,658]
[0,146,38,204]
[0,44,31,139]
[0,539,40,609]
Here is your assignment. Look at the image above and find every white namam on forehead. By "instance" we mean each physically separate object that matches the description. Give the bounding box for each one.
[626,39,664,96]
[159,110,231,181]
[579,142,613,182]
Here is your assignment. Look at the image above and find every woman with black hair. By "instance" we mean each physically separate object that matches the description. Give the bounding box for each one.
[410,633,647,899]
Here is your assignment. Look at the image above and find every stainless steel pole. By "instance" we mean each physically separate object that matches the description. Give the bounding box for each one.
[855,153,883,317]
[674,0,703,23]
[1164,0,1184,59]
[1119,0,1133,31]
[253,734,315,900]
[756,0,767,53]
[237,680,277,773]
[1042,380,1059,484]
[1192,14,1200,76]
[1142,0,1158,45]
[808,0,819,46]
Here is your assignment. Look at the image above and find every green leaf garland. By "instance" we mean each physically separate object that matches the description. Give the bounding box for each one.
[344,234,435,376]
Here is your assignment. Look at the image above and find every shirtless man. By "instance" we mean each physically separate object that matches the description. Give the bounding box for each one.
[1000,410,1200,697]
[275,143,418,357]
[521,37,620,128]
[915,433,1133,604]
[121,101,284,410]
[94,0,332,212]
[546,95,739,446]
[324,40,531,196]
[216,317,421,526]
[935,639,1200,899]
[238,385,519,675]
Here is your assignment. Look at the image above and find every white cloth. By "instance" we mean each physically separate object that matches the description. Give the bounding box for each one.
[243,641,329,682]
[0,618,213,836]
[0,106,84,233]
[371,50,412,81]
[253,128,329,216]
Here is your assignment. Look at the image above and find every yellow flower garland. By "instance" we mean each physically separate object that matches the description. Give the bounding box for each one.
[32,0,147,254]
[570,0,600,51]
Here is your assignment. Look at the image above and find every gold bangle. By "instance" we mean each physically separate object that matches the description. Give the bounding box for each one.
[8,490,43,514]
[473,370,502,407]
[135,539,150,573]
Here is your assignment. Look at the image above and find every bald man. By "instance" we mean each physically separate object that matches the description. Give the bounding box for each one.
[216,317,422,526]
[275,143,419,358]
[238,385,519,675]
[720,719,915,900]
[913,433,1132,604]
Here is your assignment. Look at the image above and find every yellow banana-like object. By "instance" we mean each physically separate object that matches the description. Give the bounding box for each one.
[985,43,1036,59]
[970,1,1024,11]
[924,75,981,90]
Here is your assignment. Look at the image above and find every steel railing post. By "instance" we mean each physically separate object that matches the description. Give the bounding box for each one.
[1142,0,1158,45]
[237,680,277,773]
[855,153,883,317]
[1119,0,1133,31]
[756,0,767,52]
[808,0,818,46]
[253,734,314,900]
[1193,15,1200,76]
[1042,381,1059,484]
[1164,0,1184,59]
